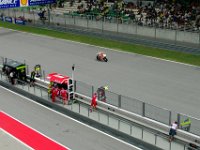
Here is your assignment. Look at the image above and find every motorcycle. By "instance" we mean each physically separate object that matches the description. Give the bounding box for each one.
[96,52,108,62]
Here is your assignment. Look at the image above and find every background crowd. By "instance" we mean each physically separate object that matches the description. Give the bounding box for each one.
[55,0,200,30]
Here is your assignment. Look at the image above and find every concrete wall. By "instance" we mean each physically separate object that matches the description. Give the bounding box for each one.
[63,17,200,45]
[88,20,103,30]
[74,17,88,27]
[176,31,200,44]
[156,28,176,41]
[118,24,137,35]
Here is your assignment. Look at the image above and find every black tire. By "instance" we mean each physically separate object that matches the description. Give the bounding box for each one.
[104,57,108,62]
[96,55,99,60]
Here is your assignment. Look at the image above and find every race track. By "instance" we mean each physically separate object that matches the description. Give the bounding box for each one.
[0,86,135,150]
[0,27,200,118]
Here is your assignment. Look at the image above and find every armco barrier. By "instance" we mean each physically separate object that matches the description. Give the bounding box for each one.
[39,74,172,126]
[1,56,200,139]
[0,64,200,149]
[0,74,190,150]
[121,95,144,116]
[32,76,200,148]
[0,73,163,150]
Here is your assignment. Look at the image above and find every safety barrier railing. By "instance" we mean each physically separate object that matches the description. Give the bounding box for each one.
[0,70,196,150]
[0,56,200,139]
[75,80,172,125]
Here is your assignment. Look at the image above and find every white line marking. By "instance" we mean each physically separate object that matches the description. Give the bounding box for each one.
[2,27,199,68]
[0,85,142,150]
[0,128,34,150]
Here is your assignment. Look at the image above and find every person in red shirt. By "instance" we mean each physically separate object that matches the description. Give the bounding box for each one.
[60,88,68,105]
[90,93,97,112]
[51,87,58,103]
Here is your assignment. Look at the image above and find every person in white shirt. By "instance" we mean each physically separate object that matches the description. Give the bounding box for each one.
[169,121,178,142]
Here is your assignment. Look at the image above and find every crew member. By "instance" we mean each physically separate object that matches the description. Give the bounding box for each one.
[60,88,68,105]
[51,86,58,103]
[180,118,191,132]
[90,93,97,112]
[48,82,53,94]
[9,71,15,85]
[30,70,36,87]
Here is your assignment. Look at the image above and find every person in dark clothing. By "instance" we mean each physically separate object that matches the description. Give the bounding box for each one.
[9,71,15,85]
[30,71,36,87]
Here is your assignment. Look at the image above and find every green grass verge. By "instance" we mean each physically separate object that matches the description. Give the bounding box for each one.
[1,21,200,66]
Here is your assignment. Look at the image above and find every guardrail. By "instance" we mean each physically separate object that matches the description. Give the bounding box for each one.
[1,68,200,150]
[1,57,200,149]
[32,76,200,148]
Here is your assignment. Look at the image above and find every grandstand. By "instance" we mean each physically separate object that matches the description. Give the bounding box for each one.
[51,0,200,31]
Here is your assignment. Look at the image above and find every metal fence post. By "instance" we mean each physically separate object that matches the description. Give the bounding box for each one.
[33,11,35,25]
[142,102,145,117]
[117,18,119,33]
[136,22,138,37]
[26,65,29,75]
[43,70,45,81]
[118,119,120,130]
[175,29,177,45]
[28,82,30,91]
[169,111,172,125]
[155,134,157,145]
[5,58,7,64]
[64,15,67,30]
[101,17,104,33]
[79,103,80,113]
[177,113,181,128]
[74,80,76,92]
[118,95,121,108]
[92,85,94,97]
[87,15,89,29]
[2,57,4,65]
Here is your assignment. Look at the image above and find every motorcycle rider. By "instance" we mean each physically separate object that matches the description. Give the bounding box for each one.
[97,52,107,61]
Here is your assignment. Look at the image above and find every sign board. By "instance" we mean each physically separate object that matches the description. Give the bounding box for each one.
[15,17,25,25]
[0,0,55,9]
[4,16,12,22]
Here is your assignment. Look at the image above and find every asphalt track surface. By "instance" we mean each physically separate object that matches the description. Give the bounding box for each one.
[0,27,200,119]
[0,86,136,150]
